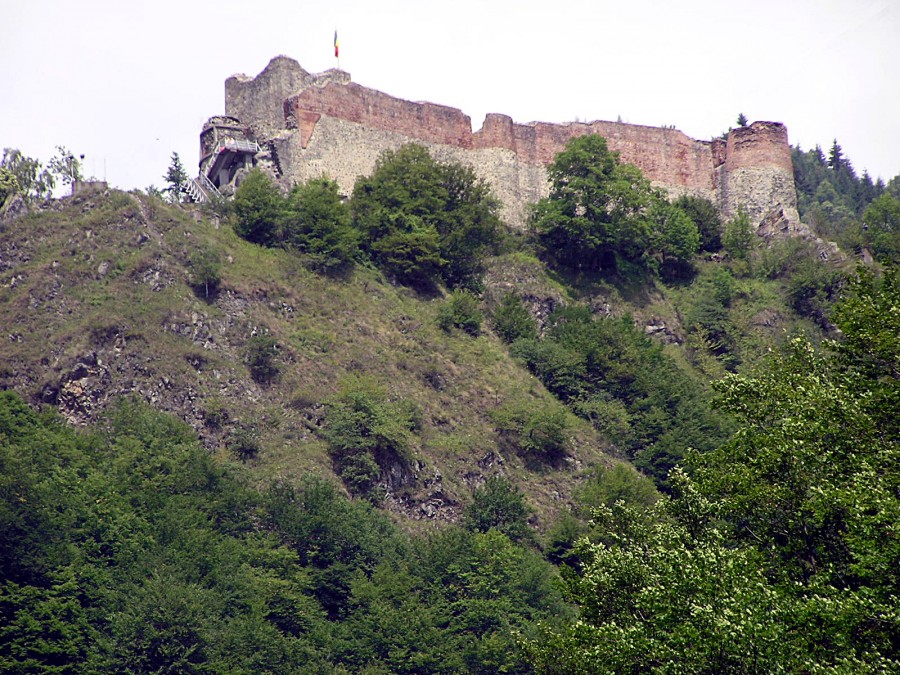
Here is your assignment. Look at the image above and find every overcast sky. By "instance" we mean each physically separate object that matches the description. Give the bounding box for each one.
[3,0,898,194]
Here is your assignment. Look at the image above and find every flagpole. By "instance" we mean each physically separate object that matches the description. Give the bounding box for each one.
[334,28,340,70]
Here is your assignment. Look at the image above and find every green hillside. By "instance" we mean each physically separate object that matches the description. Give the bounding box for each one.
[4,136,899,672]
[0,160,856,525]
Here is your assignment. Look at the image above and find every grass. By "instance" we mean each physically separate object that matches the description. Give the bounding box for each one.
[0,189,834,530]
[0,190,615,529]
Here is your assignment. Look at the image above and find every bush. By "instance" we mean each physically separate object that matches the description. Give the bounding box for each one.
[350,144,501,289]
[232,169,283,246]
[574,463,659,514]
[336,452,382,499]
[281,177,359,273]
[530,135,654,276]
[321,378,417,500]
[674,195,722,253]
[722,208,754,264]
[188,246,221,299]
[463,476,533,543]
[0,166,19,208]
[437,290,483,335]
[244,334,280,384]
[492,292,538,343]
[370,225,443,287]
[572,394,632,445]
[491,400,571,458]
[228,425,260,461]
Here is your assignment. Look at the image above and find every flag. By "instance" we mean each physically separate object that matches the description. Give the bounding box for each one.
[334,30,339,58]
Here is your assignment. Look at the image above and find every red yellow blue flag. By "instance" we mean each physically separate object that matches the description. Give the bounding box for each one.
[334,30,339,58]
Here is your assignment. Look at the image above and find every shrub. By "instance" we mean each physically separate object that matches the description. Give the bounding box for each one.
[232,169,283,246]
[188,246,221,299]
[722,208,754,263]
[244,334,280,384]
[437,290,483,335]
[574,463,659,514]
[674,194,722,253]
[350,144,501,289]
[491,400,570,458]
[572,394,632,445]
[463,475,533,543]
[0,167,19,207]
[228,425,260,461]
[492,292,538,343]
[281,177,359,273]
[321,378,417,500]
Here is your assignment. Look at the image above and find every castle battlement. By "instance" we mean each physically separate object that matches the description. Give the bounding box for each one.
[206,56,801,234]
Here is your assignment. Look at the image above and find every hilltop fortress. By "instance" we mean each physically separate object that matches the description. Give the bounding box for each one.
[198,56,802,235]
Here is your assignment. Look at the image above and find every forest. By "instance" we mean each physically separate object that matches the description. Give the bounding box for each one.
[1,132,899,672]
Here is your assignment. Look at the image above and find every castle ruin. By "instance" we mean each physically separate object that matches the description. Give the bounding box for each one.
[197,55,802,236]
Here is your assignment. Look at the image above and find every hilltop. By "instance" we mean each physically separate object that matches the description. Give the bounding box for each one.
[201,56,805,236]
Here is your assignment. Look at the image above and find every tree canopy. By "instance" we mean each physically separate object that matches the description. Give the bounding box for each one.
[232,170,358,271]
[350,143,502,289]
[1,148,54,202]
[530,134,699,278]
[0,393,568,673]
[525,266,900,673]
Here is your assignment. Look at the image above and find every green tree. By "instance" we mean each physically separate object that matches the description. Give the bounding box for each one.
[437,290,483,335]
[321,378,417,500]
[574,462,658,514]
[110,571,213,674]
[648,198,700,275]
[863,193,900,262]
[232,168,283,246]
[187,246,222,299]
[527,268,900,672]
[433,161,502,289]
[47,145,83,189]
[0,167,18,208]
[525,473,794,673]
[164,152,189,204]
[244,334,280,384]
[737,112,749,127]
[351,144,501,289]
[490,400,571,459]
[492,292,538,344]
[464,475,533,543]
[530,134,655,276]
[674,194,722,252]
[281,177,359,272]
[722,208,754,264]
[1,148,54,201]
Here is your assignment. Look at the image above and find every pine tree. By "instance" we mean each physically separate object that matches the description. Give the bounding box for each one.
[164,152,189,203]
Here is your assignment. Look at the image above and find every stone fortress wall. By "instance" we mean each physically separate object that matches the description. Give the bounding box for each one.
[214,56,801,234]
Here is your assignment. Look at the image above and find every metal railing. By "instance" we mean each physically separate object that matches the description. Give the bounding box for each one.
[220,138,260,154]
[198,173,223,200]
[184,178,206,203]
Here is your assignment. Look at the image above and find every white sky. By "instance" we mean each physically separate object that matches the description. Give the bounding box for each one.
[3,0,898,193]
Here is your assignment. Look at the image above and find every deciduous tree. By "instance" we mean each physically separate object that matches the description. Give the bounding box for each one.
[0,148,54,201]
[351,144,501,289]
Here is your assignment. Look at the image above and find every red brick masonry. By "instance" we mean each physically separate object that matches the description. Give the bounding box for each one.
[286,82,792,193]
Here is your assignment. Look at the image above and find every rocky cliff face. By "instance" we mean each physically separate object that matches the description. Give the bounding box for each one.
[216,56,803,235]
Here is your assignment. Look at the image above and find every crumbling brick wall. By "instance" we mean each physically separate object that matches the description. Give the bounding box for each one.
[219,56,799,231]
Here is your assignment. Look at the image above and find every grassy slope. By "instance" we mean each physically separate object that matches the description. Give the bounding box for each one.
[0,189,611,529]
[0,188,834,531]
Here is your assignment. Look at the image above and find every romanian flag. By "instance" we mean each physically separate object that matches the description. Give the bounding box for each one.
[334,30,339,58]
